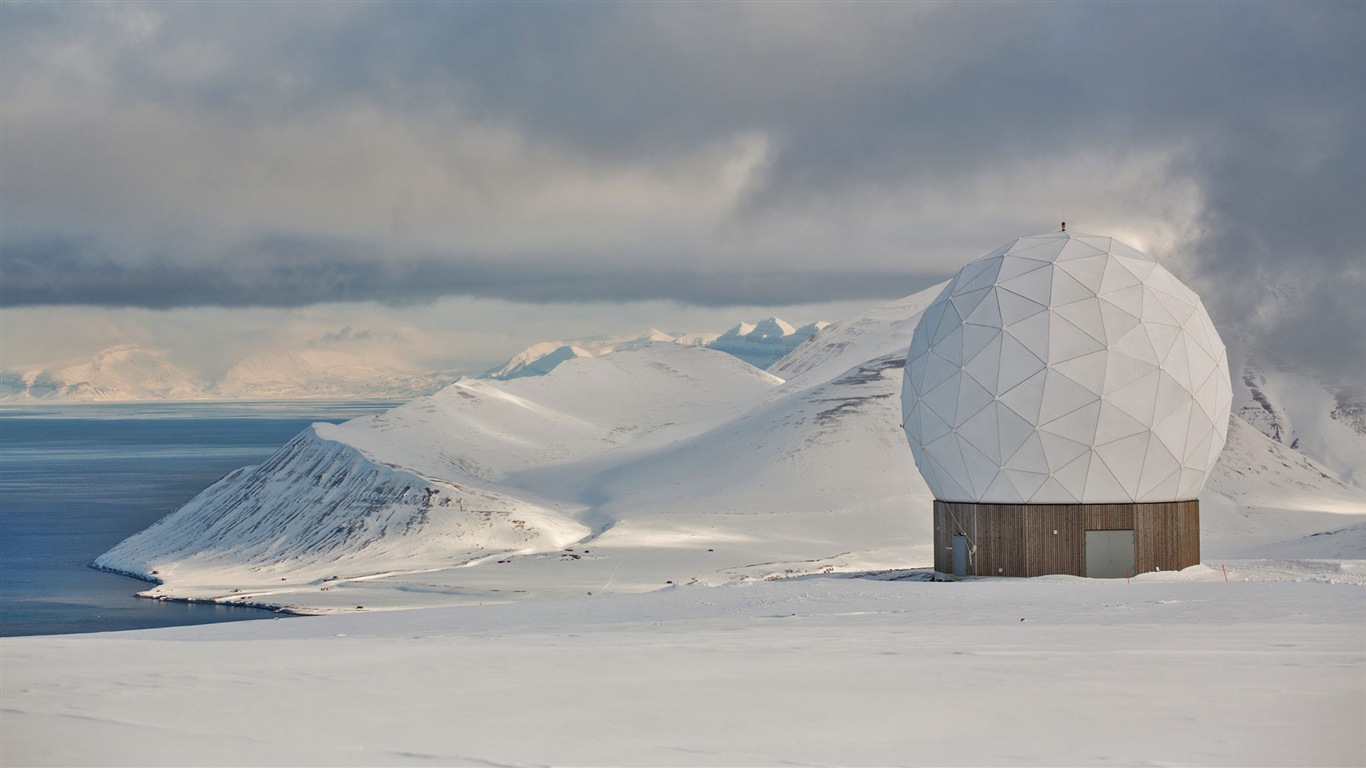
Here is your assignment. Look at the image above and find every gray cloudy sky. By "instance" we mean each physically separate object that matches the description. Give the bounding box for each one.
[1,1,1362,380]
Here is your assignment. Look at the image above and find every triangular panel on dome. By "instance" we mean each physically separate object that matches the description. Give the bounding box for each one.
[920,376,962,429]
[925,433,971,496]
[1038,430,1090,473]
[1098,431,1150,498]
[935,323,965,369]
[1050,265,1096,305]
[961,323,1002,365]
[1084,451,1132,502]
[1005,311,1051,365]
[907,325,931,365]
[1113,254,1158,280]
[1185,309,1219,357]
[1100,282,1145,318]
[903,395,921,438]
[1162,333,1194,391]
[1109,368,1160,426]
[1110,323,1159,365]
[996,256,1051,283]
[917,299,949,349]
[1005,469,1049,502]
[958,438,1002,499]
[905,351,930,395]
[932,303,964,345]
[1143,322,1182,364]
[997,332,1047,393]
[1039,367,1102,423]
[1136,432,1181,500]
[1072,235,1114,252]
[1004,430,1051,474]
[1182,426,1215,476]
[926,449,972,503]
[956,373,996,425]
[1099,257,1143,294]
[1152,398,1193,465]
[1205,419,1227,468]
[1054,298,1109,345]
[958,256,1006,295]
[1191,367,1224,424]
[957,402,1002,463]
[917,400,954,444]
[950,285,995,322]
[1107,238,1155,262]
[1149,284,1199,325]
[998,368,1047,424]
[999,264,1054,306]
[1009,236,1068,262]
[964,289,1004,328]
[1103,350,1157,396]
[1052,451,1093,500]
[996,402,1036,463]
[1177,466,1207,500]
[1184,404,1216,465]
[1184,340,1219,398]
[1141,286,1183,327]
[1032,476,1080,504]
[1099,299,1142,343]
[1144,264,1194,301]
[997,288,1048,326]
[982,470,1025,504]
[1055,253,1109,291]
[1051,350,1108,395]
[1055,238,1108,262]
[962,333,1003,394]
[1039,399,1101,448]
[1047,314,1107,364]
[922,349,960,394]
[1093,400,1149,444]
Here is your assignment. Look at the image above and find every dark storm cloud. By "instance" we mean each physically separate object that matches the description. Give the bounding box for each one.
[0,234,932,309]
[2,2,1363,379]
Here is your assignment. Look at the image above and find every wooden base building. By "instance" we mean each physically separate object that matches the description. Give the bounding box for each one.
[932,500,1200,579]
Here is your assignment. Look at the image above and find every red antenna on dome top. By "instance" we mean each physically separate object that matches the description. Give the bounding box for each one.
[1060,221,1067,232]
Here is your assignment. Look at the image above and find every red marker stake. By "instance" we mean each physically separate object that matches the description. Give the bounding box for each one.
[1222,564,1228,583]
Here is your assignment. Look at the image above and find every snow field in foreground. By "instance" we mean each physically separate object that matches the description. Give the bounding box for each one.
[4,576,1363,767]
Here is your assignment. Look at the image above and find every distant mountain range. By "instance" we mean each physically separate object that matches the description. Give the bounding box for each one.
[1,317,826,401]
[0,345,456,402]
[482,317,828,380]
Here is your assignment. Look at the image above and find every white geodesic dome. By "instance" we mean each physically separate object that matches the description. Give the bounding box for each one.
[901,232,1232,504]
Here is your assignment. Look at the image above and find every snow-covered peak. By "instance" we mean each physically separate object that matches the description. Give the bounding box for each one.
[4,345,206,401]
[750,317,797,339]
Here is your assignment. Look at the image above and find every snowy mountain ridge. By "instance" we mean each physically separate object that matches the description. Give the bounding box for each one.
[1233,360,1366,487]
[96,287,1366,614]
[1,345,455,402]
[482,318,830,381]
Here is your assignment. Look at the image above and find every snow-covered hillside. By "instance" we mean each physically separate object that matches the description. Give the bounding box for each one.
[0,345,206,401]
[96,286,1366,614]
[1234,361,1366,487]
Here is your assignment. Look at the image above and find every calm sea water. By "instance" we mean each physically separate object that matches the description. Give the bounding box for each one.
[0,401,399,637]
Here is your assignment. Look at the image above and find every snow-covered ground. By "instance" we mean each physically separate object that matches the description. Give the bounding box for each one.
[4,569,1363,766]
[7,288,1366,765]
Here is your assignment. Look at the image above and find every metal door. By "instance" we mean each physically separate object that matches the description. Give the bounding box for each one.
[1085,530,1135,578]
[952,535,968,577]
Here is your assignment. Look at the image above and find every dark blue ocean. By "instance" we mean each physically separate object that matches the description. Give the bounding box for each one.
[0,401,398,637]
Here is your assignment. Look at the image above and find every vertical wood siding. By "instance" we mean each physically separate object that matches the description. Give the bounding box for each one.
[933,500,1199,577]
